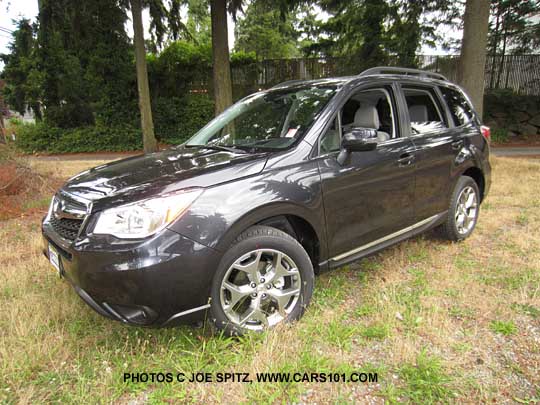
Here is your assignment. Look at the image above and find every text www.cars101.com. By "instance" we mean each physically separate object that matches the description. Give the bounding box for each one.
[124,372,378,384]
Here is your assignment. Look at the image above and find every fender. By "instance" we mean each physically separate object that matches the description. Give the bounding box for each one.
[450,133,491,200]
[169,159,329,261]
[213,201,327,257]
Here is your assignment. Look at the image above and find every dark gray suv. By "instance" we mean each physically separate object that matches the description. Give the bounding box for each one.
[42,67,491,335]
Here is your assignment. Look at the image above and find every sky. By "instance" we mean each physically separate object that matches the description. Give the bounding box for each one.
[0,0,39,55]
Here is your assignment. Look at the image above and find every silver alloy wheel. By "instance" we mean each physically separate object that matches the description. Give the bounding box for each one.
[219,249,302,331]
[455,185,478,235]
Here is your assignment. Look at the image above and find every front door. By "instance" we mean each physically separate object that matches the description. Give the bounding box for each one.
[316,85,417,260]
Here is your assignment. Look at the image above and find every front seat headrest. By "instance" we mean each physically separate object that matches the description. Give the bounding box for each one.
[353,105,380,129]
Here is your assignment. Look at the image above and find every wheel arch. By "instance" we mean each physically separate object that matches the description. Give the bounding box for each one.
[214,202,327,273]
[460,166,486,202]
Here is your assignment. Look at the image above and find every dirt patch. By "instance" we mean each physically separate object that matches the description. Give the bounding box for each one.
[0,147,62,220]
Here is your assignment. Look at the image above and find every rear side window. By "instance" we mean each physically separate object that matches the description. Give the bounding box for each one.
[439,86,476,126]
[402,87,447,135]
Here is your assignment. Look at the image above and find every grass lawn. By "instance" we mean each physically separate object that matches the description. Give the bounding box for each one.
[1,156,539,404]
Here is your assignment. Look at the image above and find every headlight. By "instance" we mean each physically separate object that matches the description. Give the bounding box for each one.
[93,189,202,239]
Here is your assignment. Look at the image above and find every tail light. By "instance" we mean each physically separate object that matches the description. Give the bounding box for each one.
[481,125,491,142]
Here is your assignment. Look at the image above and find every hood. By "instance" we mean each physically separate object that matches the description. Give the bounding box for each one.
[62,146,268,206]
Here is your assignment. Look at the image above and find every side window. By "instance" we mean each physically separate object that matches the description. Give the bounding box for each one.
[402,87,447,135]
[320,115,341,154]
[439,86,475,126]
[319,87,396,154]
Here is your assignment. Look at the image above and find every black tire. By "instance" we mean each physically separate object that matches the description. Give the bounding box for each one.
[209,225,314,336]
[439,175,480,241]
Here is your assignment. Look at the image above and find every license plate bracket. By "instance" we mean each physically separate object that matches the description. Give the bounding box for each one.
[48,244,61,277]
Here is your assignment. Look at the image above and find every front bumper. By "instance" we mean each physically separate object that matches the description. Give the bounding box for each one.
[42,221,221,326]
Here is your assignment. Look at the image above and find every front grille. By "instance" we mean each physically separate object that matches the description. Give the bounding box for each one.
[48,193,89,241]
[50,216,84,241]
[60,192,86,210]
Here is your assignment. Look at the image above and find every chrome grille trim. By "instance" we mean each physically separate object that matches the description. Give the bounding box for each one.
[48,191,92,242]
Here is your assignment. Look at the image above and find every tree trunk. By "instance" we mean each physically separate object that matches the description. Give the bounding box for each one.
[489,3,501,89]
[211,0,233,116]
[457,0,490,119]
[496,24,508,89]
[130,0,158,153]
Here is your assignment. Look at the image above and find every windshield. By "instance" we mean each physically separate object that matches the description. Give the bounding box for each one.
[185,85,337,150]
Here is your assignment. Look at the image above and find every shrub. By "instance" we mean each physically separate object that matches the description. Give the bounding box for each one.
[15,122,142,153]
[54,124,142,153]
[154,94,214,144]
[491,128,509,144]
[15,122,63,153]
[230,50,258,66]
[14,93,214,153]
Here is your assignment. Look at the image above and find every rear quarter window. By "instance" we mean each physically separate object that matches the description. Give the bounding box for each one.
[439,87,476,126]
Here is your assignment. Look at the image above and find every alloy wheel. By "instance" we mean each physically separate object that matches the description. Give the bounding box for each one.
[219,249,302,331]
[455,185,478,235]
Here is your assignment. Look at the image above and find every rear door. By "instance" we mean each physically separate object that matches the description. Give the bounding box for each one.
[316,82,417,259]
[398,83,458,221]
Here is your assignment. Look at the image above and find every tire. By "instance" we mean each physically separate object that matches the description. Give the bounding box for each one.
[439,175,480,241]
[209,225,314,336]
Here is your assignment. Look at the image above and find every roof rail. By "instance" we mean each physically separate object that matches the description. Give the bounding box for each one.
[359,66,447,81]
[270,79,307,89]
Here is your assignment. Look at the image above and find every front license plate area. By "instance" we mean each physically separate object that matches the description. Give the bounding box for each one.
[48,245,61,276]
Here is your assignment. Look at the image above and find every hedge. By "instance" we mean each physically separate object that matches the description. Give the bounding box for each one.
[15,122,143,153]
[14,94,215,153]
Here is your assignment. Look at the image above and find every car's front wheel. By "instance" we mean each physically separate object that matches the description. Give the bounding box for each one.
[209,226,314,336]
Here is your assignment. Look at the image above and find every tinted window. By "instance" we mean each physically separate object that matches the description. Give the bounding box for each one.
[403,87,447,135]
[440,86,475,126]
[187,85,337,150]
[320,116,340,154]
[319,87,396,154]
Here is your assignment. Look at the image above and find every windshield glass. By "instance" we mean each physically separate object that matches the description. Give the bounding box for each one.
[185,85,337,150]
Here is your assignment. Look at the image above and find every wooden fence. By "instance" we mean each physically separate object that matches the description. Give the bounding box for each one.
[191,54,540,97]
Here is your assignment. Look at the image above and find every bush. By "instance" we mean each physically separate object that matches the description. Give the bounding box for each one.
[15,122,142,153]
[154,94,214,144]
[15,122,62,153]
[14,94,215,153]
[491,128,509,144]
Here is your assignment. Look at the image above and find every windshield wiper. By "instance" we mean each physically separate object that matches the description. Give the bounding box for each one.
[185,144,248,154]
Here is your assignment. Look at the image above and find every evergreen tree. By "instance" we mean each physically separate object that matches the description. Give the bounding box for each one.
[488,0,540,56]
[0,18,42,120]
[234,0,301,60]
[35,0,135,128]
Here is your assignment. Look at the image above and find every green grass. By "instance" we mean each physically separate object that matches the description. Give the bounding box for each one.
[394,351,455,404]
[359,323,390,340]
[489,320,518,336]
[511,303,540,319]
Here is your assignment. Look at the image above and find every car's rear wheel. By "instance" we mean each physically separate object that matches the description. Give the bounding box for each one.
[209,226,314,336]
[439,175,480,241]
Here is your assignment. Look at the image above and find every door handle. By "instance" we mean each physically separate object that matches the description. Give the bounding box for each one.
[452,140,464,150]
[397,152,414,166]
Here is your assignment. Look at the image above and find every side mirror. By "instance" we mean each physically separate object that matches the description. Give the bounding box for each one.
[342,128,378,151]
[337,127,378,165]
